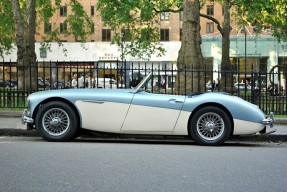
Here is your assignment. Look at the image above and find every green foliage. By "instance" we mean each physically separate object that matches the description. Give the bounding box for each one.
[0,0,93,58]
[0,1,15,57]
[234,0,287,41]
[97,0,182,59]
[66,1,93,42]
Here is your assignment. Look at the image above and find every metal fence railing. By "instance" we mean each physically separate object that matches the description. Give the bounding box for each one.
[1,60,286,115]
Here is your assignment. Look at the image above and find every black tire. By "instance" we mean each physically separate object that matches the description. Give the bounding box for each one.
[190,106,232,146]
[35,101,79,141]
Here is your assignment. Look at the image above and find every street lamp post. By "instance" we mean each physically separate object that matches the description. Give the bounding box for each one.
[244,26,247,74]
[121,30,126,87]
[121,31,125,63]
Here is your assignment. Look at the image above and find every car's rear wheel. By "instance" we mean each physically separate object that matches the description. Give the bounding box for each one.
[190,106,232,146]
[35,101,78,141]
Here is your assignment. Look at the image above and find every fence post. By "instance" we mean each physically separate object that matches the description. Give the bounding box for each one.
[251,72,260,105]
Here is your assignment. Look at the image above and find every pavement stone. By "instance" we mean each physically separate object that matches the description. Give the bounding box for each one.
[0,110,286,143]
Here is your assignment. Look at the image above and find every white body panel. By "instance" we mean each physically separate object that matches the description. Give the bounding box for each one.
[121,105,180,134]
[76,101,265,136]
[76,100,129,133]
[233,119,265,135]
[172,111,191,135]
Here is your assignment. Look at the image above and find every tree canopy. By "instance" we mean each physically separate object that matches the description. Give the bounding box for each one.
[0,0,93,58]
[234,0,287,40]
[0,1,14,57]
[97,0,184,59]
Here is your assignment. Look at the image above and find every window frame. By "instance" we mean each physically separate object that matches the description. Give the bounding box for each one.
[102,29,111,42]
[44,22,52,34]
[206,22,214,34]
[160,29,169,41]
[160,12,170,21]
[60,22,67,34]
[206,5,214,16]
[60,6,67,17]
[91,6,94,16]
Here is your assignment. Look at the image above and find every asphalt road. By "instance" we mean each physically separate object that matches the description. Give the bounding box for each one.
[0,137,286,192]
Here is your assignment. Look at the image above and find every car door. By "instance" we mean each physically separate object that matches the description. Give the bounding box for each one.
[121,92,185,134]
[75,90,134,133]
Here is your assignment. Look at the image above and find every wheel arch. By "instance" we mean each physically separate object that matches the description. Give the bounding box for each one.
[187,102,234,136]
[32,97,81,127]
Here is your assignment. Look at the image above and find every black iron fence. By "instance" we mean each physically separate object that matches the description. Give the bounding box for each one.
[1,60,286,115]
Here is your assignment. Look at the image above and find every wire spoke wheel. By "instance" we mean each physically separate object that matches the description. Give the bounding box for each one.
[36,101,78,141]
[190,106,232,146]
[42,108,70,136]
[196,112,224,141]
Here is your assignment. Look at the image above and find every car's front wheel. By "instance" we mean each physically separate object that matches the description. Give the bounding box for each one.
[35,101,79,141]
[190,106,232,146]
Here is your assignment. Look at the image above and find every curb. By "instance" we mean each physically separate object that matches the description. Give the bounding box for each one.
[0,111,22,117]
[0,129,38,137]
[0,130,286,144]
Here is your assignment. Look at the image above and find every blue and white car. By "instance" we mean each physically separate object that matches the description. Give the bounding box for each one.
[22,73,274,146]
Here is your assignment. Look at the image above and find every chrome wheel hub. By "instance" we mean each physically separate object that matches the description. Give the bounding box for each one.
[42,108,70,136]
[197,112,225,141]
[206,122,215,132]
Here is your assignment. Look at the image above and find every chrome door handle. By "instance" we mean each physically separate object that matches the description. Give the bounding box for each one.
[169,99,184,103]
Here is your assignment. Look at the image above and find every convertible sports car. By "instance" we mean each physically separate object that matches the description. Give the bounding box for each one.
[22,73,274,146]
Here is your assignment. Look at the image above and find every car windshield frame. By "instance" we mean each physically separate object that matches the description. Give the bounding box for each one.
[131,72,152,93]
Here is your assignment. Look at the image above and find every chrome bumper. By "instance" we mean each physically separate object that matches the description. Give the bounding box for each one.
[22,109,34,124]
[262,112,274,128]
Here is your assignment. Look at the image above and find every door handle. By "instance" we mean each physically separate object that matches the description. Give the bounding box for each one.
[169,99,184,103]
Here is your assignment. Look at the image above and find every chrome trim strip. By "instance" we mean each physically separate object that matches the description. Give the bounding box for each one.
[82,100,104,104]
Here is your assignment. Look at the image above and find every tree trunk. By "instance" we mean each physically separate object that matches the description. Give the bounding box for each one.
[220,0,233,93]
[176,0,204,95]
[12,0,37,92]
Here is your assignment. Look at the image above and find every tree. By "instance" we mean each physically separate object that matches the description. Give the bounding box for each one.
[177,0,204,94]
[97,0,205,94]
[1,0,93,91]
[200,0,233,92]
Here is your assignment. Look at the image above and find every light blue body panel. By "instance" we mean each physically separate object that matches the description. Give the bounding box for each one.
[182,93,265,124]
[28,89,134,117]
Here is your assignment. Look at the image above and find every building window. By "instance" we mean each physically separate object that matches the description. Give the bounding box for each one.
[206,22,214,33]
[160,12,170,21]
[91,6,94,16]
[121,29,131,41]
[44,23,52,34]
[160,29,169,41]
[102,29,111,41]
[179,11,183,21]
[206,5,214,16]
[60,6,67,17]
[90,23,94,34]
[60,22,67,34]
[180,29,182,41]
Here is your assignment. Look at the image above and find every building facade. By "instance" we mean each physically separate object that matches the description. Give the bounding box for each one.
[2,1,287,86]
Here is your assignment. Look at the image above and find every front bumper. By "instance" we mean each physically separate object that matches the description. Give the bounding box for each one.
[262,112,274,128]
[22,109,34,124]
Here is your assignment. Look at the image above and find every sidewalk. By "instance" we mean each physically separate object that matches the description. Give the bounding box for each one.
[0,111,286,142]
